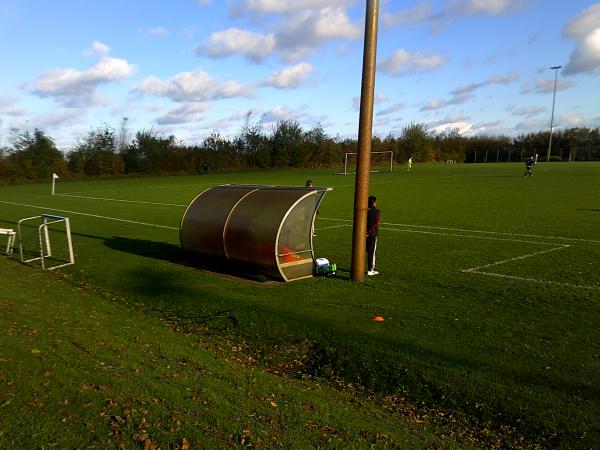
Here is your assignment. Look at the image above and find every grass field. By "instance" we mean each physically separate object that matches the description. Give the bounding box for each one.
[1,162,599,448]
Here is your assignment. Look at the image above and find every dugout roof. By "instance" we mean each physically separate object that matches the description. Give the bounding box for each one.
[180,184,331,282]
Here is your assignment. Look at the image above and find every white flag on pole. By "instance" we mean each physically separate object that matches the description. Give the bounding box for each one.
[53,173,59,179]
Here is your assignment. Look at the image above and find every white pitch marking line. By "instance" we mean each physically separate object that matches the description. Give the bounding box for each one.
[54,193,187,207]
[0,200,179,230]
[379,227,561,245]
[61,181,223,195]
[319,217,600,244]
[462,245,569,273]
[464,271,600,291]
[315,223,561,245]
[315,224,351,231]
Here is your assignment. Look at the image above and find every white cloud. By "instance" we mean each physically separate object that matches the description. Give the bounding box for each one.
[197,28,276,62]
[512,105,545,118]
[32,56,136,107]
[264,63,312,89]
[452,0,529,16]
[563,3,600,38]
[420,99,445,111]
[0,93,25,116]
[31,109,84,129]
[383,0,531,32]
[138,27,169,38]
[376,102,404,116]
[471,120,503,133]
[429,114,473,134]
[205,4,361,62]
[374,117,392,127]
[275,6,362,61]
[233,0,355,15]
[136,70,254,102]
[259,104,328,128]
[378,49,447,76]
[86,41,111,56]
[450,69,518,95]
[563,4,600,75]
[564,29,600,75]
[383,2,440,27]
[521,77,576,94]
[558,111,586,128]
[514,118,546,131]
[155,102,209,125]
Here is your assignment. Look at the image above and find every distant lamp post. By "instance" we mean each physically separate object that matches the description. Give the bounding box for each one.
[547,65,562,162]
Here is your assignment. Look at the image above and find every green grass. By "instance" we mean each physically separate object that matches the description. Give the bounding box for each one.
[1,162,599,448]
[0,257,457,449]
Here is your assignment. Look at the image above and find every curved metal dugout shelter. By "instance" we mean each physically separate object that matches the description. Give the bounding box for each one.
[180,184,332,282]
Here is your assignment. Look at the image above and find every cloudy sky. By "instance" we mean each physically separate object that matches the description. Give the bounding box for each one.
[1,0,599,148]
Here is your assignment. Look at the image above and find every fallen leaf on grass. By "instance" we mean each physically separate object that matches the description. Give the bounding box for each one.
[181,438,190,449]
[31,349,41,354]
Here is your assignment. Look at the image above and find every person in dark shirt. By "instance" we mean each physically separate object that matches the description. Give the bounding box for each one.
[366,195,381,276]
[524,156,534,177]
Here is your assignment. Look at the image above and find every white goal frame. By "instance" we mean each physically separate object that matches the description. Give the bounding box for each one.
[18,214,75,270]
[337,151,394,175]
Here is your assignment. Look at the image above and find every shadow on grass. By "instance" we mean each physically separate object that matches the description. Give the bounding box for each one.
[104,236,182,263]
[103,236,280,285]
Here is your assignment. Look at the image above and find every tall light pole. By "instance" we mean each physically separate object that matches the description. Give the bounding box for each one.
[547,65,561,162]
[350,0,379,282]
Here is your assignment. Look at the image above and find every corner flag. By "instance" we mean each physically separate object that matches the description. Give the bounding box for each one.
[53,173,59,179]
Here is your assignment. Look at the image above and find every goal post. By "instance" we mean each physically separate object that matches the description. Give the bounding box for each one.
[337,151,394,175]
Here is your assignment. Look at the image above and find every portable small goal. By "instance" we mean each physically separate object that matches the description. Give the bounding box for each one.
[337,151,393,175]
[0,228,16,256]
[17,214,75,270]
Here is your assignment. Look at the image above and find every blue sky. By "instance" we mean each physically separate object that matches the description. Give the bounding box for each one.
[1,0,599,149]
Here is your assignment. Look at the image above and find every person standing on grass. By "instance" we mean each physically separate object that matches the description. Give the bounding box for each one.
[524,156,534,177]
[366,195,381,276]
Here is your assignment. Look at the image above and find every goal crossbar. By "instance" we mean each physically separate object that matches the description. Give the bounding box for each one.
[337,151,394,175]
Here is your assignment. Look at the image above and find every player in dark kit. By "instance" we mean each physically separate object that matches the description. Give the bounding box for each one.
[366,195,381,276]
[524,156,534,177]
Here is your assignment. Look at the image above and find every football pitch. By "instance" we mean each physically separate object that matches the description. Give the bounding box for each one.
[1,162,599,446]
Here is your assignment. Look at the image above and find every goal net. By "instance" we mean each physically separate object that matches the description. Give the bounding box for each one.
[336,151,394,175]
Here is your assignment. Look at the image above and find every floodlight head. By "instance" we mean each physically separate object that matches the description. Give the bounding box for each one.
[549,65,562,70]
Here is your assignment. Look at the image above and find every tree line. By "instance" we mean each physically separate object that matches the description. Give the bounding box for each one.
[1,117,599,181]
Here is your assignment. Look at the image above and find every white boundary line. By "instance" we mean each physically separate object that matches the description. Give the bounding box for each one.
[317,223,569,245]
[462,245,569,272]
[315,224,351,231]
[379,227,561,245]
[462,245,600,290]
[45,194,599,244]
[60,181,221,195]
[0,200,179,230]
[319,217,600,244]
[317,224,600,290]
[54,193,187,207]
[463,271,600,291]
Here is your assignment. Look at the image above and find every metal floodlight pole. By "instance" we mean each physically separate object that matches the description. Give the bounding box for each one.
[350,0,379,282]
[547,65,562,162]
